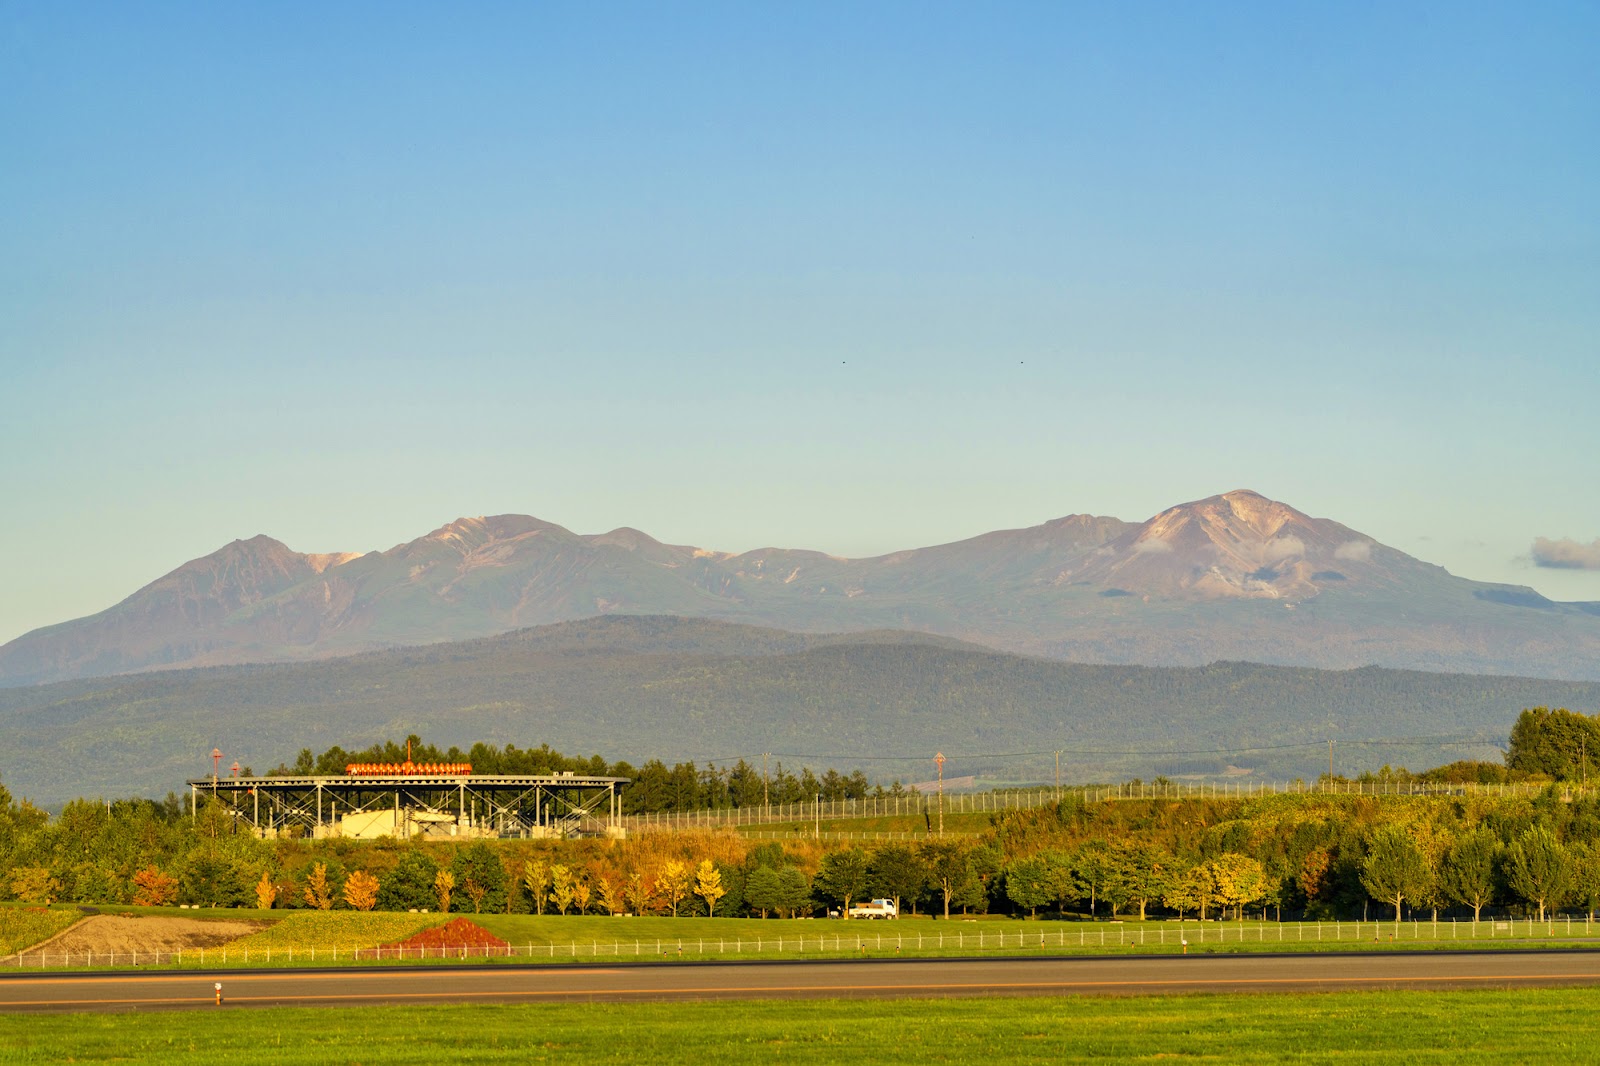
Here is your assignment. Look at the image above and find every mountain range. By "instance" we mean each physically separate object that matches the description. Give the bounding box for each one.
[4,489,1600,686]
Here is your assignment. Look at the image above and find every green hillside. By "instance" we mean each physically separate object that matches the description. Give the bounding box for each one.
[3,616,1597,806]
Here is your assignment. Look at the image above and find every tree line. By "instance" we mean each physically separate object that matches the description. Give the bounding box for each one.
[9,708,1600,922]
[273,737,899,811]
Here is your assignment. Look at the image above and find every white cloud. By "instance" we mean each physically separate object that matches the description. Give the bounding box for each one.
[1133,538,1173,555]
[1334,540,1372,562]
[1532,537,1600,571]
[1264,535,1305,562]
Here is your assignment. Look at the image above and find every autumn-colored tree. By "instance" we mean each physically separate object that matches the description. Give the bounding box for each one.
[10,867,61,905]
[131,866,178,907]
[343,870,380,912]
[434,868,455,913]
[1298,847,1332,906]
[597,875,626,916]
[694,859,726,917]
[659,859,692,916]
[464,878,488,913]
[625,871,655,915]
[255,871,278,910]
[1209,853,1268,920]
[549,864,576,915]
[571,879,592,915]
[301,863,335,911]
[522,860,549,915]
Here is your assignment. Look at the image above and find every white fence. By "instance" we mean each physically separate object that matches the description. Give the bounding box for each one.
[625,779,1568,833]
[6,916,1598,971]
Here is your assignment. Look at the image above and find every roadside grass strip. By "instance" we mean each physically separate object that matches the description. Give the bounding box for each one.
[10,910,1600,970]
[4,989,1600,1064]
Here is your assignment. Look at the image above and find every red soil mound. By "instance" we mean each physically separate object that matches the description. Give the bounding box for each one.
[358,918,510,960]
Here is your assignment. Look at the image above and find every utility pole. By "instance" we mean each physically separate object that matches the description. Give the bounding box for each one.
[935,752,946,838]
[1328,740,1334,787]
[1054,750,1061,800]
[763,752,769,810]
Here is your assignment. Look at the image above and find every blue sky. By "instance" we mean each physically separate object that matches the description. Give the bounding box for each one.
[2,2,1597,644]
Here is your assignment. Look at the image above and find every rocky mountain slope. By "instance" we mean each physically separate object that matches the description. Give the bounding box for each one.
[4,490,1599,685]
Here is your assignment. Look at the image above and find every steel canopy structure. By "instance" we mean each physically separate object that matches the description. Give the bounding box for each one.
[188,772,628,840]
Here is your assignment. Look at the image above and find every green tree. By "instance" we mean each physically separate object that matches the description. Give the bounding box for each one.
[918,840,970,919]
[1507,707,1600,780]
[1070,841,1114,917]
[867,844,926,916]
[1110,842,1174,921]
[1005,855,1054,917]
[1439,825,1500,921]
[376,850,438,911]
[745,866,782,918]
[774,866,813,918]
[451,842,508,914]
[1360,827,1433,922]
[1505,826,1570,921]
[1162,862,1212,921]
[814,847,871,917]
[1568,842,1600,920]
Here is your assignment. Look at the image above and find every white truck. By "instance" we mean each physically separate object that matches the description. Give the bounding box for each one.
[847,898,898,919]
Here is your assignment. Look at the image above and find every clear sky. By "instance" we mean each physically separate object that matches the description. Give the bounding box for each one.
[2,2,1597,645]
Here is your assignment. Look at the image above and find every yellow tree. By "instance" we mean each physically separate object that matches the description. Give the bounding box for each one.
[255,871,278,910]
[694,860,727,917]
[571,879,592,916]
[301,863,335,911]
[625,871,655,916]
[344,870,380,912]
[522,859,549,915]
[548,864,576,915]
[597,875,625,916]
[659,860,693,917]
[9,867,61,905]
[434,868,455,913]
[1208,854,1268,920]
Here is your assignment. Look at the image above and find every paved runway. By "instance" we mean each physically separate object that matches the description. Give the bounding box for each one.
[4,951,1600,1012]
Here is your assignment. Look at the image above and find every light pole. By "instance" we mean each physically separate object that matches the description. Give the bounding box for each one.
[814,792,821,840]
[935,752,945,838]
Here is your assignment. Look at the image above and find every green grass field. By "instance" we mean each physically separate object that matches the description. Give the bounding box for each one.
[3,989,1600,1064]
[11,905,1600,971]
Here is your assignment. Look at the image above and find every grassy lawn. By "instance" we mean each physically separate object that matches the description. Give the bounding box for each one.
[11,906,1600,971]
[3,989,1600,1063]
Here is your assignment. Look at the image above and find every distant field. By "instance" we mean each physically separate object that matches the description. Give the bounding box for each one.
[4,990,1600,1063]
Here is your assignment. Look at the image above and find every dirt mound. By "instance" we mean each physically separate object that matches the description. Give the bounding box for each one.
[16,914,267,959]
[357,917,509,960]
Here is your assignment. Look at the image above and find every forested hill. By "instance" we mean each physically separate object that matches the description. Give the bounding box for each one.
[4,616,1600,808]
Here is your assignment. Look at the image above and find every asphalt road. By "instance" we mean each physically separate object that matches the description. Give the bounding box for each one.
[4,951,1600,1012]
